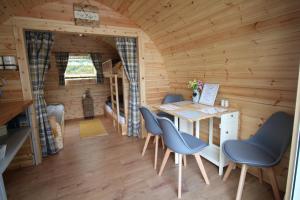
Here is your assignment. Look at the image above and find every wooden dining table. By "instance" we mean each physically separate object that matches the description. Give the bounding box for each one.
[154,100,240,175]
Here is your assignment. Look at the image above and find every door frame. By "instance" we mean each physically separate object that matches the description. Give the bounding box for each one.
[285,65,300,200]
[11,16,146,164]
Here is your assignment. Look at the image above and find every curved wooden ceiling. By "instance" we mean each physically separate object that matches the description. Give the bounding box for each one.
[1,1,300,52]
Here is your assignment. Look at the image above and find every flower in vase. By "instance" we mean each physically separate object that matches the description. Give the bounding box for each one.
[188,79,203,92]
[198,80,204,91]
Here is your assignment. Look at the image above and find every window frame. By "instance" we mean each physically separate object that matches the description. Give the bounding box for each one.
[64,53,97,80]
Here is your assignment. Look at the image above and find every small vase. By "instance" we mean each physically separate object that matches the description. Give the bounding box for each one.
[192,89,200,103]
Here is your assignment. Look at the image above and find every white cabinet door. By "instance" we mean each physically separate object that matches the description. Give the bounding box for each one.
[219,112,239,174]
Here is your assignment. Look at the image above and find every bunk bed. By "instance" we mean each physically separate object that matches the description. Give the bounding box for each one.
[102,60,129,135]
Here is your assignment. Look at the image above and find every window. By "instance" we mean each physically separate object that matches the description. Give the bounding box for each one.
[64,54,96,79]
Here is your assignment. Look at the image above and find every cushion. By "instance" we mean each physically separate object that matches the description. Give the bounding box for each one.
[223,140,277,167]
[181,132,208,154]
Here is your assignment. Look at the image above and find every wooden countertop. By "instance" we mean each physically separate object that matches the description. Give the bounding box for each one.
[0,100,33,125]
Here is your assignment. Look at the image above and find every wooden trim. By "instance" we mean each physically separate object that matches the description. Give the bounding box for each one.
[137,31,146,137]
[11,17,140,37]
[12,24,42,165]
[12,25,32,100]
[285,65,300,200]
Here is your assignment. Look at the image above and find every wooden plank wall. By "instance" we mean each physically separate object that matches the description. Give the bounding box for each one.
[16,0,137,28]
[44,32,119,120]
[142,32,170,105]
[45,56,111,120]
[163,1,299,190]
[0,25,23,102]
[53,33,120,61]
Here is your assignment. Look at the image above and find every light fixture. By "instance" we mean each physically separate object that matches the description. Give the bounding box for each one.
[0,56,18,70]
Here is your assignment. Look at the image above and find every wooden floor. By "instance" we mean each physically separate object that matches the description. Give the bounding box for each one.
[5,116,275,200]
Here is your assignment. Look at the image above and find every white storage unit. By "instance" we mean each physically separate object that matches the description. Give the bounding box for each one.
[177,112,239,175]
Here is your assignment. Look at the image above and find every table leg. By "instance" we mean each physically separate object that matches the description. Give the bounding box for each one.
[195,120,200,138]
[209,118,213,145]
[0,174,7,200]
[174,116,179,165]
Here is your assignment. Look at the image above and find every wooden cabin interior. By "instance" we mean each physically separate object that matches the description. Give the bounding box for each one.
[0,0,299,199]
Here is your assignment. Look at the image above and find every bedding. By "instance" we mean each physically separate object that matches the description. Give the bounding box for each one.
[105,104,126,125]
[47,104,64,150]
[47,104,64,125]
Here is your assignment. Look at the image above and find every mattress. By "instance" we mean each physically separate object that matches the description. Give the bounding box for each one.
[47,104,64,125]
[105,104,125,125]
[105,101,125,117]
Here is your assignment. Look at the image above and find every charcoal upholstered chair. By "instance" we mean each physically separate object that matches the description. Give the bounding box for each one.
[140,106,164,170]
[157,117,209,199]
[222,112,294,200]
[157,94,184,121]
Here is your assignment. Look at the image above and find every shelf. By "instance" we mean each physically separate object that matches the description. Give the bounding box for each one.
[0,127,31,173]
[200,144,220,166]
[0,100,33,125]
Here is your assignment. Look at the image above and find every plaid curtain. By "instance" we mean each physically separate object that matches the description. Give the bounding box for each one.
[25,31,58,156]
[55,52,69,85]
[115,37,140,137]
[90,53,104,84]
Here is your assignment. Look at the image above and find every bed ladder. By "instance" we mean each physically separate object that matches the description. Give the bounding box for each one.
[110,74,120,133]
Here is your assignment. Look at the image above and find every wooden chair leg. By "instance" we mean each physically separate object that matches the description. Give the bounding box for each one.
[154,135,159,169]
[258,168,263,184]
[223,162,236,181]
[160,136,165,149]
[194,154,210,185]
[236,164,248,200]
[267,167,281,200]
[183,155,187,168]
[158,148,171,176]
[178,154,182,199]
[142,133,152,156]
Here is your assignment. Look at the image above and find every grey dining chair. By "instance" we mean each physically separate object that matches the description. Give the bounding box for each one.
[157,94,184,121]
[139,106,164,170]
[157,117,210,199]
[222,112,294,200]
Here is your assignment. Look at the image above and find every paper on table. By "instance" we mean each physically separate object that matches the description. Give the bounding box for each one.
[199,107,227,115]
[173,100,192,106]
[159,104,180,111]
[176,110,203,119]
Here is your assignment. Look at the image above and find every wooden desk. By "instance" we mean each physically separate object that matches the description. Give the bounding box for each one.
[155,101,239,175]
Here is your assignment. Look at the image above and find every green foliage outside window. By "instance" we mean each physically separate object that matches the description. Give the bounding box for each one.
[65,54,96,78]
